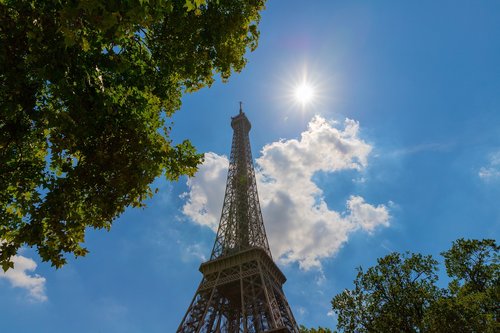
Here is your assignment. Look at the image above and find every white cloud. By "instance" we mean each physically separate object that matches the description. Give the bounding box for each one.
[296,306,307,316]
[346,196,390,233]
[181,152,228,231]
[0,255,47,302]
[390,142,453,157]
[183,243,208,262]
[182,116,390,270]
[479,151,500,181]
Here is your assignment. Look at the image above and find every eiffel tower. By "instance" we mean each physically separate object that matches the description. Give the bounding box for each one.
[177,105,299,333]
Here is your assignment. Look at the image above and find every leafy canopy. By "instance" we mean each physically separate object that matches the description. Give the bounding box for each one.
[330,239,499,333]
[299,325,334,333]
[332,252,439,333]
[424,239,499,333]
[0,0,266,270]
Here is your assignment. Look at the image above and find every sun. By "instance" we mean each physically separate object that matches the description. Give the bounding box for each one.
[294,82,315,106]
[279,63,329,111]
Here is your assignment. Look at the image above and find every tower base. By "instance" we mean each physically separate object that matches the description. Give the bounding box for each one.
[177,248,299,333]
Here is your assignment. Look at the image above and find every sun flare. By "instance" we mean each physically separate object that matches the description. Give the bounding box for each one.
[280,64,329,111]
[294,82,315,106]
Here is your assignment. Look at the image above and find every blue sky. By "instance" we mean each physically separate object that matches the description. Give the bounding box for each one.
[1,1,500,331]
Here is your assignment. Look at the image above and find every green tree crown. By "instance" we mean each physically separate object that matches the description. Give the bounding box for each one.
[330,239,499,333]
[0,0,266,270]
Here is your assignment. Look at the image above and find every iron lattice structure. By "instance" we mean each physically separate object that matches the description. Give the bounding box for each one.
[178,107,299,333]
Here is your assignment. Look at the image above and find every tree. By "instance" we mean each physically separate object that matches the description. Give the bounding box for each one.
[423,239,499,333]
[331,239,499,333]
[332,252,439,333]
[299,325,334,333]
[0,0,266,270]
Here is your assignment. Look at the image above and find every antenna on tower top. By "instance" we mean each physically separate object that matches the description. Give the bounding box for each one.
[239,101,243,114]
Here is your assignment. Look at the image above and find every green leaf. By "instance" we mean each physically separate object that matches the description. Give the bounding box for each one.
[81,37,90,51]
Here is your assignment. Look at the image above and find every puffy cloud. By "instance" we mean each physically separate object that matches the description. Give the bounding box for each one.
[257,116,371,177]
[181,152,228,231]
[182,116,390,270]
[479,151,500,181]
[0,255,47,302]
[346,196,390,233]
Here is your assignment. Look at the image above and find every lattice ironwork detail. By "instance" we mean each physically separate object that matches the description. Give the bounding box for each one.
[177,108,299,333]
[210,108,271,260]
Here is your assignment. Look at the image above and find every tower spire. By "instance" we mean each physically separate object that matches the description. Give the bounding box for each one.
[209,106,271,259]
[177,108,299,333]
